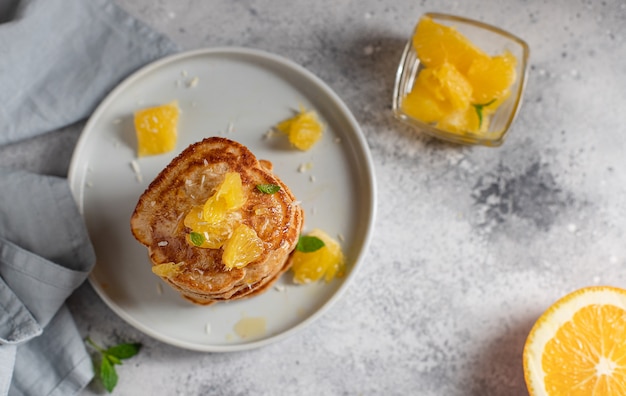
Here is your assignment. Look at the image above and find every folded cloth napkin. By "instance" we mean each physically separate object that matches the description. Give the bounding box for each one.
[0,0,178,394]
[0,171,96,395]
[0,0,178,146]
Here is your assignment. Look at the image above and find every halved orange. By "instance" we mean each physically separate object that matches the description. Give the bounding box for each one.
[523,286,626,395]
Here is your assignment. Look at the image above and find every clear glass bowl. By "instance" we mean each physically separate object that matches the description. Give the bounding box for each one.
[392,13,530,147]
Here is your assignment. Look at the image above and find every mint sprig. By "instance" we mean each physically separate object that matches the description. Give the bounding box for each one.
[472,99,496,128]
[86,337,142,393]
[296,235,325,253]
[256,184,281,194]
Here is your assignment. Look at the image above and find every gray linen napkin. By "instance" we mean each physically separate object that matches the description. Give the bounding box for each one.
[0,170,96,395]
[0,0,178,394]
[0,0,178,146]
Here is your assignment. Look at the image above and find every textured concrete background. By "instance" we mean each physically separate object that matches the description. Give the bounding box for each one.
[3,0,626,395]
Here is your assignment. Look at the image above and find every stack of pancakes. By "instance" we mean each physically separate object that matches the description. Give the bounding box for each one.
[130,137,303,305]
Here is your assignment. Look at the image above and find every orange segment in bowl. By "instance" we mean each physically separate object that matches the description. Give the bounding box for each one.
[466,51,517,103]
[437,106,485,134]
[401,62,473,124]
[401,85,447,125]
[420,62,473,111]
[412,16,485,74]
[523,286,626,396]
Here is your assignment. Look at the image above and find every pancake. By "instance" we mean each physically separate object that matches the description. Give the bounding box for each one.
[130,137,304,305]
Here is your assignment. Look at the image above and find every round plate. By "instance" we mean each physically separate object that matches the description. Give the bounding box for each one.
[68,47,376,352]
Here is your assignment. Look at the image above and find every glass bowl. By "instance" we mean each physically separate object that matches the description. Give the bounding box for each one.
[392,13,530,147]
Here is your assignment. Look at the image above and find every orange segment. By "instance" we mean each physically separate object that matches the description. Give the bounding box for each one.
[412,16,485,74]
[203,172,246,222]
[401,62,473,125]
[437,106,485,134]
[523,286,626,396]
[466,51,517,103]
[183,206,234,249]
[401,85,447,124]
[184,172,246,249]
[421,62,473,111]
[276,108,324,151]
[222,224,264,269]
[134,101,179,157]
[292,229,345,284]
[152,262,183,278]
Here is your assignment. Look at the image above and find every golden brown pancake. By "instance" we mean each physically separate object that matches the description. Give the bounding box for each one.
[130,137,304,305]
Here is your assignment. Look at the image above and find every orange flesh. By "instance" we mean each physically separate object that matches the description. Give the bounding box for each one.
[542,304,626,395]
[276,108,324,150]
[134,101,179,156]
[183,172,263,268]
[291,229,345,284]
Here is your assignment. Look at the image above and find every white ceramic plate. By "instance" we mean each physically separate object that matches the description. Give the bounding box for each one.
[68,47,376,352]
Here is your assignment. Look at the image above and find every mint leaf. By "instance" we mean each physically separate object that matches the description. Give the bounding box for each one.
[296,235,325,253]
[106,354,122,366]
[256,184,281,194]
[189,231,205,246]
[100,356,118,393]
[472,99,497,128]
[105,343,142,360]
[85,337,142,393]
